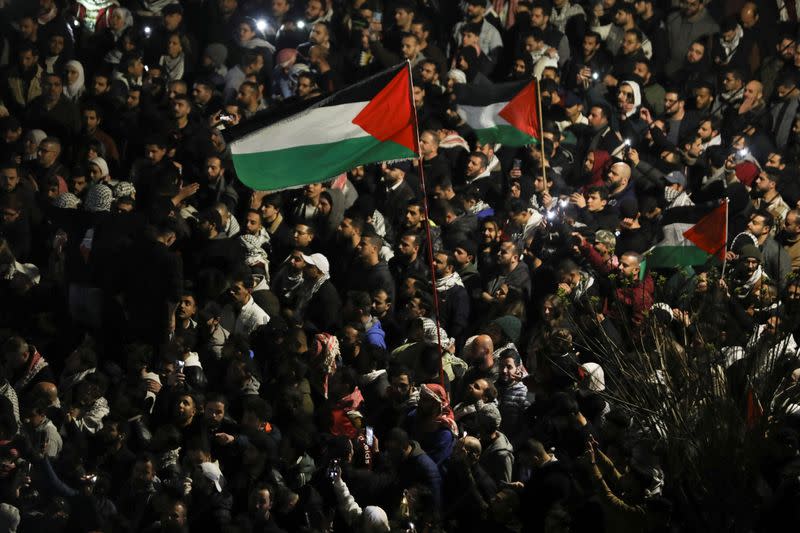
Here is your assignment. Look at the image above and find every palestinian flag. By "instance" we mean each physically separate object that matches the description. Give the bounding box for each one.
[227,63,418,191]
[454,78,541,146]
[647,200,728,269]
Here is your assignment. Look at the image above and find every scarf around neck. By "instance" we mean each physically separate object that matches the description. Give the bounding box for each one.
[436,271,464,292]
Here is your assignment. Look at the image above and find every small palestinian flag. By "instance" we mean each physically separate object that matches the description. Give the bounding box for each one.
[227,63,418,191]
[647,200,728,269]
[454,78,541,146]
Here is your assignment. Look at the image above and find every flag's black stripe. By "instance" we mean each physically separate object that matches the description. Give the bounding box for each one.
[224,63,407,143]
[454,78,529,106]
[659,204,713,226]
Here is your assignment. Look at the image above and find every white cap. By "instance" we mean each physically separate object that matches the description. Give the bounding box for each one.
[301,253,330,275]
[200,461,224,492]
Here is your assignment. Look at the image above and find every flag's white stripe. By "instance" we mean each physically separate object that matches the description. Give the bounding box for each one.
[458,102,511,130]
[656,222,694,246]
[231,102,370,155]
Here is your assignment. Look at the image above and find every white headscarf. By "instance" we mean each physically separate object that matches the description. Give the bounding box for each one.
[63,60,85,101]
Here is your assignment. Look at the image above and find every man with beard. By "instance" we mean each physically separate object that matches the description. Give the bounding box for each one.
[752,170,791,225]
[389,232,430,289]
[764,152,800,208]
[196,155,239,212]
[723,80,772,140]
[5,43,44,114]
[646,89,699,148]
[711,67,745,119]
[586,103,623,155]
[605,4,650,59]
[26,72,81,147]
[605,29,648,88]
[530,1,570,64]
[780,210,800,269]
[664,0,719,76]
[93,414,136,498]
[170,94,214,179]
[731,210,791,289]
[433,250,470,346]
[697,116,722,151]
[330,211,364,286]
[187,209,246,279]
[29,136,68,196]
[758,33,797,100]
[564,31,611,92]
[769,72,800,150]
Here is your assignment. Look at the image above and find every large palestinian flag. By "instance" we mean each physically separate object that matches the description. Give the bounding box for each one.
[647,200,728,269]
[454,78,541,146]
[227,63,418,191]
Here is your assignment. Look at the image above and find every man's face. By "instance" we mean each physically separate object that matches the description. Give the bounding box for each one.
[127,90,141,109]
[418,62,437,83]
[2,344,28,371]
[271,0,289,17]
[44,76,62,101]
[93,75,110,95]
[293,225,313,247]
[252,489,272,520]
[145,144,166,163]
[614,9,630,26]
[401,36,419,60]
[766,153,785,171]
[744,81,762,102]
[205,401,226,427]
[754,172,775,193]
[164,12,182,31]
[83,110,100,133]
[397,235,418,258]
[305,0,323,20]
[681,0,701,17]
[606,164,626,189]
[664,93,681,115]
[586,192,606,212]
[297,76,314,97]
[779,38,796,60]
[48,35,65,56]
[310,23,328,45]
[19,18,36,39]
[453,246,472,266]
[395,7,413,27]
[245,212,262,235]
[19,50,37,71]
[304,183,323,200]
[419,132,436,157]
[497,243,515,267]
[531,7,547,28]
[483,222,498,243]
[433,253,449,277]
[372,291,390,317]
[0,169,20,193]
[411,22,426,42]
[404,206,423,228]
[785,212,800,235]
[70,175,88,195]
[357,238,376,260]
[389,374,411,402]
[413,86,425,108]
[177,295,197,320]
[206,157,223,181]
[582,35,599,58]
[695,87,713,109]
[686,43,704,63]
[193,83,213,105]
[337,217,355,239]
[747,215,768,237]
[237,85,257,107]
[37,142,59,167]
[588,107,606,128]
[466,155,485,177]
[172,99,191,119]
[618,254,640,280]
[633,61,650,83]
[697,120,715,142]
[723,72,742,92]
[468,378,489,402]
[462,30,480,48]
[230,281,250,306]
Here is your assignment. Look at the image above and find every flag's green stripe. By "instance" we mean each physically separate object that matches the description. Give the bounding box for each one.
[232,136,415,191]
[473,125,538,146]
[647,245,711,268]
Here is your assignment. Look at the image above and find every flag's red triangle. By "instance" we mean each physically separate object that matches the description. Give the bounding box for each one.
[683,201,728,260]
[497,80,541,140]
[352,66,418,154]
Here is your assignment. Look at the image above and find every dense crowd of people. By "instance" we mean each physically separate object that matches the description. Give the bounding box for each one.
[1,0,800,531]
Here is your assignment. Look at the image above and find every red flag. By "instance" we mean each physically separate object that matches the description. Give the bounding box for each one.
[683,200,728,261]
[497,80,542,143]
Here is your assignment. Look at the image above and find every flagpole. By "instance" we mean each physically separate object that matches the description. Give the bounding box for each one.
[721,197,730,278]
[405,61,446,387]
[536,77,548,195]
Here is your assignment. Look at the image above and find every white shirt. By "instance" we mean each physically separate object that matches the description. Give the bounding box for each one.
[222,297,270,336]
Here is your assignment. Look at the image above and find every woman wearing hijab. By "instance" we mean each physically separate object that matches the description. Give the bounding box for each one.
[63,61,85,103]
[314,189,346,244]
[90,6,133,67]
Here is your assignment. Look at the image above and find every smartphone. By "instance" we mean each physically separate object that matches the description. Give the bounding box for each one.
[328,458,340,481]
[219,113,234,123]
[365,426,374,446]
[176,360,185,373]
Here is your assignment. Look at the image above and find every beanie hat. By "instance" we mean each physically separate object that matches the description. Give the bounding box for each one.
[740,243,762,262]
[735,161,759,187]
[491,315,522,345]
[204,43,228,67]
